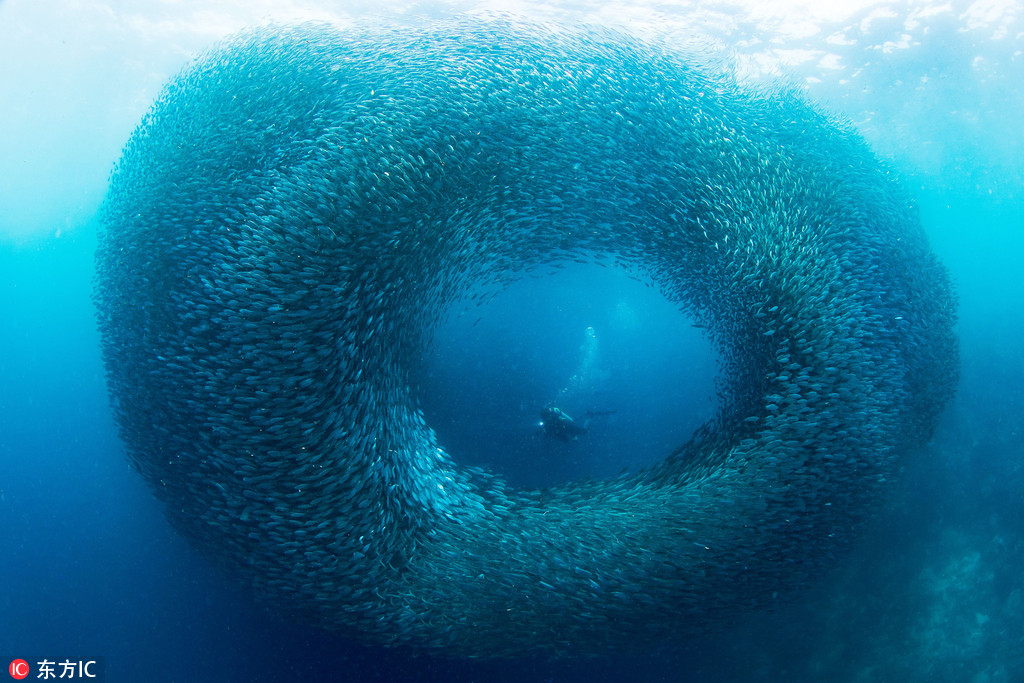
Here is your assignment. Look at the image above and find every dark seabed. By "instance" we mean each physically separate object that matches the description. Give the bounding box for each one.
[1,1,1022,681]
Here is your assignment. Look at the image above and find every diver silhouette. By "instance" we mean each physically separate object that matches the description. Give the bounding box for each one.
[538,407,616,442]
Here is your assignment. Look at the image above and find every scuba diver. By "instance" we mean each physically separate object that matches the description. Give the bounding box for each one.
[537,406,617,442]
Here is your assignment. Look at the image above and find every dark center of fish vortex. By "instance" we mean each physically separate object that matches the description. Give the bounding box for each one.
[413,261,720,489]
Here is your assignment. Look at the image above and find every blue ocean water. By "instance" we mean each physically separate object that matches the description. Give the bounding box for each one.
[416,264,719,489]
[1,1,1022,681]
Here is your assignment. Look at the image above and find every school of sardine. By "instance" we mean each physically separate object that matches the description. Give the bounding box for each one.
[94,20,958,657]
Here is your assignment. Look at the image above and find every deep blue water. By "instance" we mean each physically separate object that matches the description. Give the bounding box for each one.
[415,264,719,489]
[2,3,1023,682]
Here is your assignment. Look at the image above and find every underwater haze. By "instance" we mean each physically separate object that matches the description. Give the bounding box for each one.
[1,1,1022,681]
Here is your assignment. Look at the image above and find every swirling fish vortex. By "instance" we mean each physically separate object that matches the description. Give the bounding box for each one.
[95,21,957,657]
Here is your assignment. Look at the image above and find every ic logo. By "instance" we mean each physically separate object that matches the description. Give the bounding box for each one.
[8,660,29,680]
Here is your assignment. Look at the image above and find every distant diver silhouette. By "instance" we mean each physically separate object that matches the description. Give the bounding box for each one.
[538,407,616,442]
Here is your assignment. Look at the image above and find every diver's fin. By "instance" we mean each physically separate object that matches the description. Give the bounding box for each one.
[585,409,617,418]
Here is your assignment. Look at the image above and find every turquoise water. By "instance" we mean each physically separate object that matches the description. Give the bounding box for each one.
[2,2,1022,681]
